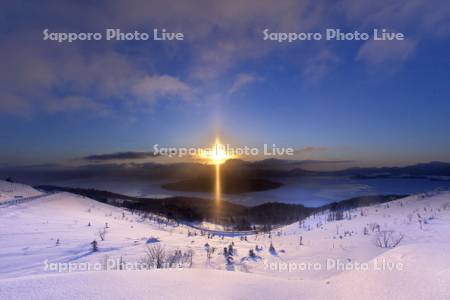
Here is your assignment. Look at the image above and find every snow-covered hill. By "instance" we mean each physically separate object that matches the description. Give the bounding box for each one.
[0,180,449,299]
[0,180,42,204]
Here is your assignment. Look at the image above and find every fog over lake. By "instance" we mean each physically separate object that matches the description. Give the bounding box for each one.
[44,176,450,207]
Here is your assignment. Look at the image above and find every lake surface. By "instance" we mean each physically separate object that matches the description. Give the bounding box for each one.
[45,176,450,207]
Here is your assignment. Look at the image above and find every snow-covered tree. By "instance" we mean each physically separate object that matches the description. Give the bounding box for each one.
[91,240,98,252]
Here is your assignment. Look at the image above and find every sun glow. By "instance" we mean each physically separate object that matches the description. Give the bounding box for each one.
[200,138,235,165]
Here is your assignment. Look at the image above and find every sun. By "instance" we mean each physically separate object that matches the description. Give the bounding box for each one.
[200,138,235,165]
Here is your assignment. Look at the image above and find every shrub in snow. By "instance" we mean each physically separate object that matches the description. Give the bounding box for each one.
[228,244,234,256]
[141,245,194,269]
[368,222,380,233]
[166,250,182,268]
[225,255,234,271]
[249,249,255,258]
[269,242,276,255]
[375,230,404,248]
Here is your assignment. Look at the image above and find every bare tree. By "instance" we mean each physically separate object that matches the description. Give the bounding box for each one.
[98,229,107,241]
[144,244,166,269]
[205,243,214,262]
[375,230,404,248]
[184,249,194,267]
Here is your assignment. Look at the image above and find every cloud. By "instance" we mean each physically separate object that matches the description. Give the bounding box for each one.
[131,75,193,103]
[0,34,143,117]
[83,151,159,162]
[229,74,257,94]
[356,39,417,65]
[294,147,329,155]
[1,0,449,119]
[341,0,450,36]
[45,96,110,115]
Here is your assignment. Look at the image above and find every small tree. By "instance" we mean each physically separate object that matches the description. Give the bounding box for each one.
[91,240,98,252]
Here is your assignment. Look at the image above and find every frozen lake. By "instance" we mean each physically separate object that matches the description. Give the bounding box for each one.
[43,176,450,207]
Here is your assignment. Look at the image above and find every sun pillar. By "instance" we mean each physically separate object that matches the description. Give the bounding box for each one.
[215,163,221,203]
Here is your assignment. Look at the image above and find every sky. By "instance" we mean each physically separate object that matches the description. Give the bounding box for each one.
[0,0,449,167]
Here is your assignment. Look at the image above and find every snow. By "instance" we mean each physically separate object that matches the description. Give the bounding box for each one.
[0,180,450,299]
[0,180,42,204]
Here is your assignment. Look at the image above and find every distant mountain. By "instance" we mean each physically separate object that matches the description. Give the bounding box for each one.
[2,160,450,186]
[331,161,450,179]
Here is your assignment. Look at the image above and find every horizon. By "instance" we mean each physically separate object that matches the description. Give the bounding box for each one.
[2,156,450,173]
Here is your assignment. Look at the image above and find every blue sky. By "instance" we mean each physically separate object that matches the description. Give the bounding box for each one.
[0,1,449,166]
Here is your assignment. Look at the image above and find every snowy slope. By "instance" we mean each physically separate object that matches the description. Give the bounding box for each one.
[0,180,449,299]
[0,180,42,203]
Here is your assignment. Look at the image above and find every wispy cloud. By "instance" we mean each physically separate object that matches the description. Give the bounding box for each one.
[82,151,160,162]
[229,74,258,94]
[356,39,417,65]
[131,75,194,103]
